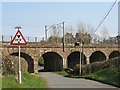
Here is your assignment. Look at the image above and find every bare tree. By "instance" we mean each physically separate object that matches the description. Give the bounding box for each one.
[51,25,60,37]
[86,24,96,43]
[65,24,73,34]
[75,22,93,44]
[77,22,86,34]
[100,27,110,42]
[86,24,94,36]
[48,24,62,44]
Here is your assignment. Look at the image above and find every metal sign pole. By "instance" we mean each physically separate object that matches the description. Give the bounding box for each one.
[18,45,21,84]
[79,42,82,75]
[10,26,27,84]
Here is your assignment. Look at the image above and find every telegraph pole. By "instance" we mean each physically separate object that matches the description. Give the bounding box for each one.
[57,22,65,52]
[62,22,65,52]
[45,22,65,52]
[45,25,53,41]
[45,25,47,41]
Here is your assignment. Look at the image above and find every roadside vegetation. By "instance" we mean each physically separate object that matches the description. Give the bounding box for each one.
[2,73,47,88]
[0,76,1,89]
[56,57,120,87]
[81,66,120,87]
[2,56,47,89]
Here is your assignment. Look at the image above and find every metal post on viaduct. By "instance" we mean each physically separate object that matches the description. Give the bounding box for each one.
[2,45,120,73]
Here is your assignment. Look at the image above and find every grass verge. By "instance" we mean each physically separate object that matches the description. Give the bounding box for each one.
[0,76,2,89]
[56,67,120,87]
[81,67,120,87]
[55,71,69,77]
[55,71,81,78]
[2,73,47,88]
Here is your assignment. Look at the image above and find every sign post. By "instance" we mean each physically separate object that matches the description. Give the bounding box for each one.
[18,45,21,84]
[10,27,27,84]
[80,42,82,75]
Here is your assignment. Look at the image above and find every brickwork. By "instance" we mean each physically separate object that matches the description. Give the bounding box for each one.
[2,46,119,73]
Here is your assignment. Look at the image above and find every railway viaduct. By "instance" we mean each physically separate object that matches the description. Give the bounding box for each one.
[2,44,120,73]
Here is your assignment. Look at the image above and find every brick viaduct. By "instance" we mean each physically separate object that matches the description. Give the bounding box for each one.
[2,44,120,73]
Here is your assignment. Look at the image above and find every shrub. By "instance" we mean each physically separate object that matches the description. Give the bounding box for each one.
[2,55,28,75]
[64,68,73,74]
[66,57,120,75]
[38,57,44,66]
[82,57,120,75]
[2,56,16,75]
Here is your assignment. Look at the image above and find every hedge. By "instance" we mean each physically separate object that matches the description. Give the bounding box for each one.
[82,57,120,75]
[66,57,120,75]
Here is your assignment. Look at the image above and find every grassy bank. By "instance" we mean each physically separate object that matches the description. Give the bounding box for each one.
[2,73,47,88]
[56,67,120,87]
[56,57,120,87]
[81,67,120,87]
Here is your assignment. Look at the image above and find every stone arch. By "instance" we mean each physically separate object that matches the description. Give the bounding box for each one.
[10,52,34,73]
[90,51,106,63]
[67,51,86,69]
[42,52,63,71]
[109,51,120,59]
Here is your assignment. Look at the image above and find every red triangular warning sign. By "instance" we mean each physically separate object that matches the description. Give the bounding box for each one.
[10,30,27,45]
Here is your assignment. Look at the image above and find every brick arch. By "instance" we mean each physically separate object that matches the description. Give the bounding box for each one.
[90,51,106,63]
[40,50,64,58]
[10,52,34,73]
[109,50,120,59]
[67,51,87,69]
[42,51,63,71]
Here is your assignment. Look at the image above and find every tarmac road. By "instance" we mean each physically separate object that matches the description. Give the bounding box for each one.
[37,72,119,89]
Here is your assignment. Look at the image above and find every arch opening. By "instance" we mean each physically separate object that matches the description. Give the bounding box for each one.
[42,52,63,71]
[10,52,34,73]
[90,51,106,63]
[67,51,86,69]
[109,51,120,59]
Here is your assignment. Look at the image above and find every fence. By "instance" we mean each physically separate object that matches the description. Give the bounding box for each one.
[1,35,44,42]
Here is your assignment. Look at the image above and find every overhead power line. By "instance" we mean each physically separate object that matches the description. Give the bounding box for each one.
[94,0,117,33]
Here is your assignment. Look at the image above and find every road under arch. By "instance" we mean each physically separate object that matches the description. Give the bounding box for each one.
[42,52,63,71]
[67,51,86,69]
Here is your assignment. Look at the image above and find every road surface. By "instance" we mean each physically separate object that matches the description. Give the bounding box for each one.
[37,72,118,89]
